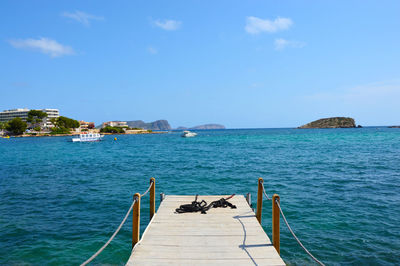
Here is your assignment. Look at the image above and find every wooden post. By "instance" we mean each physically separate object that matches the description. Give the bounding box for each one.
[150,177,156,220]
[132,193,141,249]
[272,194,280,254]
[246,193,252,207]
[160,193,165,202]
[256,177,263,223]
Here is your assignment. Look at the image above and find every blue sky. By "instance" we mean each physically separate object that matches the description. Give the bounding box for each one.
[1,0,399,128]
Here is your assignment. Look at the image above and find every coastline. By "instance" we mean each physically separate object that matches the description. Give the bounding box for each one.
[9,130,168,138]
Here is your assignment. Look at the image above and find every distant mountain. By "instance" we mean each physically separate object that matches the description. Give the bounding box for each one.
[127,120,171,130]
[175,124,225,130]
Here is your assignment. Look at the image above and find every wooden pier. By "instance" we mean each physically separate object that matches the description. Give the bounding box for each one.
[126,195,285,266]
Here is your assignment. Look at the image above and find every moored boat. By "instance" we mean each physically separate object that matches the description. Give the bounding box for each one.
[181,130,197,137]
[71,133,104,142]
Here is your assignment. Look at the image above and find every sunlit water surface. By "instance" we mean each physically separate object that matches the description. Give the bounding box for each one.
[1,128,399,265]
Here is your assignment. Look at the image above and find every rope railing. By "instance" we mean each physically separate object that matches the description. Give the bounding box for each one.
[259,181,325,266]
[140,179,154,197]
[81,179,155,266]
[80,197,138,266]
[260,179,272,201]
[275,200,325,266]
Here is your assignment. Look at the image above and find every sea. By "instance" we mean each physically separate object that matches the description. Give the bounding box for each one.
[0,128,399,265]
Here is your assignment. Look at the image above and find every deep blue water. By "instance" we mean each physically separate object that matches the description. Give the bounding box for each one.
[1,128,399,265]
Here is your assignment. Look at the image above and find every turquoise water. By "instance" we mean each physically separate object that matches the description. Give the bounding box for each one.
[1,128,399,265]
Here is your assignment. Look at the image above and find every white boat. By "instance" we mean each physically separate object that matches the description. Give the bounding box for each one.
[181,130,197,138]
[71,133,104,142]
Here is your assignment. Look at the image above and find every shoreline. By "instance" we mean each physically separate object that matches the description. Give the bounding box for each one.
[7,131,168,138]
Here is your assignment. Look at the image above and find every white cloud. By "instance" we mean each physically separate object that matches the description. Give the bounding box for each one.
[8,38,74,57]
[245,16,292,34]
[153,19,182,31]
[147,46,158,54]
[62,11,103,26]
[274,38,306,50]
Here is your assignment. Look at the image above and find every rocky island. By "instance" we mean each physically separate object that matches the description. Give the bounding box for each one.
[126,120,171,131]
[125,120,225,131]
[298,117,357,129]
[176,124,225,130]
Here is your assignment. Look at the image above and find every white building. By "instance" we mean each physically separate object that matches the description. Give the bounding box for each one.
[0,108,30,122]
[0,108,60,128]
[102,121,128,128]
[42,109,59,128]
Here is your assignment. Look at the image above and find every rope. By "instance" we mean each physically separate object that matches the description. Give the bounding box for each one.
[260,181,272,201]
[175,194,237,214]
[81,197,138,266]
[275,199,325,266]
[140,180,154,197]
[81,181,154,265]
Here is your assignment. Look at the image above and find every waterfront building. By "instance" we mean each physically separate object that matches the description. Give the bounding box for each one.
[42,109,59,128]
[101,121,128,128]
[79,121,95,131]
[0,108,30,122]
[0,108,60,128]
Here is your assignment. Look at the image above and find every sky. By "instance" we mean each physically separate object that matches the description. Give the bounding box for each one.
[1,0,400,128]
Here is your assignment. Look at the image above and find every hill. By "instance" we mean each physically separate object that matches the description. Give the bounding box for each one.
[175,124,225,130]
[298,117,356,129]
[127,120,171,130]
[190,124,225,130]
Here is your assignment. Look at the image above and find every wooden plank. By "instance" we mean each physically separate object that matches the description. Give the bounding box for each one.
[126,195,285,266]
[127,258,286,266]
[138,235,273,247]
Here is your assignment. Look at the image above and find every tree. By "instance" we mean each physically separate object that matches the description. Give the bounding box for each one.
[50,127,70,134]
[0,122,7,130]
[100,126,125,133]
[27,110,47,129]
[6,117,27,135]
[28,110,47,119]
[56,116,80,129]
[49,116,80,134]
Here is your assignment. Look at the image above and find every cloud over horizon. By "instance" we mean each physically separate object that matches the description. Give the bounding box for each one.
[153,19,182,31]
[245,16,292,34]
[62,11,103,26]
[8,37,74,57]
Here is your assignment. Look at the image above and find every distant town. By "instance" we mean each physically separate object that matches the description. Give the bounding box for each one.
[0,108,156,137]
[0,108,226,137]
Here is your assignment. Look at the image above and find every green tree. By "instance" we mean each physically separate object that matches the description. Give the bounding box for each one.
[100,126,125,133]
[49,116,80,134]
[56,116,80,129]
[6,117,27,135]
[27,110,47,129]
[0,122,7,130]
[50,127,70,134]
[28,110,47,119]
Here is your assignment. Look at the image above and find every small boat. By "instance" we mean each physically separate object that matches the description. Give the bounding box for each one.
[1,135,10,139]
[71,133,104,142]
[181,130,197,138]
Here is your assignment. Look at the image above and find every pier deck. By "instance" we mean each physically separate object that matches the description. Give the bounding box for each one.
[127,195,285,266]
